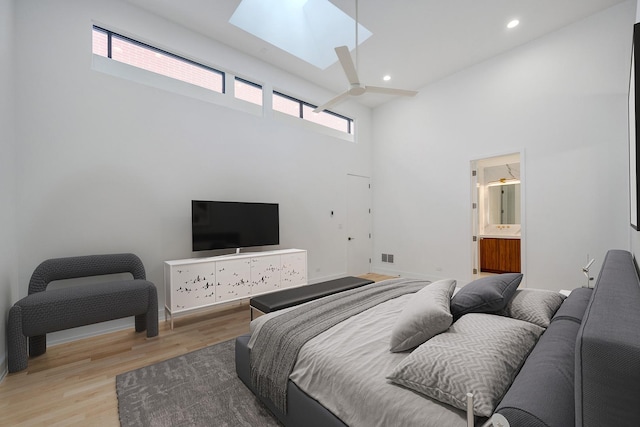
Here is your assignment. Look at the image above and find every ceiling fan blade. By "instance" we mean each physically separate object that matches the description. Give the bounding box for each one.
[313,90,351,113]
[365,86,418,97]
[335,46,360,86]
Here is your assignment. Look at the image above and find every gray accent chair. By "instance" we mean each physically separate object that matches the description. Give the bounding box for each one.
[8,253,158,373]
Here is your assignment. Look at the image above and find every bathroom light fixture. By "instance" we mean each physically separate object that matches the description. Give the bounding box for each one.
[487,179,521,187]
[507,19,520,29]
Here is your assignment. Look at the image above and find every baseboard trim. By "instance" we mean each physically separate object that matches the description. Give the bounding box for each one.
[308,273,347,285]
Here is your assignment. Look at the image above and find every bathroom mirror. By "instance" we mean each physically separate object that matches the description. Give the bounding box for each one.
[488,183,520,224]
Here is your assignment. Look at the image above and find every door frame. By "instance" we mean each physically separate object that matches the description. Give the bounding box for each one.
[346,173,372,275]
[470,150,526,285]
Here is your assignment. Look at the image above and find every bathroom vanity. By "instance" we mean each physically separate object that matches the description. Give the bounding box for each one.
[479,236,521,273]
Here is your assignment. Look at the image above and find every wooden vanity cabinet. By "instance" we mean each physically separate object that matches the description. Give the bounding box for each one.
[480,238,521,273]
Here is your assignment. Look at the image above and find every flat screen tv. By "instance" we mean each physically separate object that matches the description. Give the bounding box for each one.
[192,200,279,252]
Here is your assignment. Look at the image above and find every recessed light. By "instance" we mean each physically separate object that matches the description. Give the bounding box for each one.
[383,75,391,81]
[507,19,520,29]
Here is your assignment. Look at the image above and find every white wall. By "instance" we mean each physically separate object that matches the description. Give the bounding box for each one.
[10,0,373,344]
[0,0,17,377]
[372,1,635,291]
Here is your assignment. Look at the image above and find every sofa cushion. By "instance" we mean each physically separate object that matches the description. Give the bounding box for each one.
[17,280,154,335]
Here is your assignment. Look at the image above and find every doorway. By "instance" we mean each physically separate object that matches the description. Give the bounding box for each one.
[346,174,372,275]
[471,153,523,277]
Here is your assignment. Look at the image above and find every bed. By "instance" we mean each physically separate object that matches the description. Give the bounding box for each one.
[236,249,640,427]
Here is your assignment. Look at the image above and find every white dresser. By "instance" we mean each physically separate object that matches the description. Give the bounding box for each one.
[164,249,307,328]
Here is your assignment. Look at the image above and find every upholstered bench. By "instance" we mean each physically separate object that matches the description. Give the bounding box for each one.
[7,253,158,373]
[249,276,375,319]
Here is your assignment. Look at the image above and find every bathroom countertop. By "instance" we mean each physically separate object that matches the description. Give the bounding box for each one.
[478,234,521,239]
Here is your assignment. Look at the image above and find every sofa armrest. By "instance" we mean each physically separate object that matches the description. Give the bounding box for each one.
[575,249,640,427]
[495,287,592,427]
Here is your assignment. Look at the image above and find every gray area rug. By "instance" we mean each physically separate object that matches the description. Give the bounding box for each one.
[116,339,282,427]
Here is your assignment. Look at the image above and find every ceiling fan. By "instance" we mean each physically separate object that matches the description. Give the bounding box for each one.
[313,1,418,113]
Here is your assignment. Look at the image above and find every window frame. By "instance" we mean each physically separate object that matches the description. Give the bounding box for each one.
[273,91,353,135]
[92,25,225,94]
[234,76,263,106]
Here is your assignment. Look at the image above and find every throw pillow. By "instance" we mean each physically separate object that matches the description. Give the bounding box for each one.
[389,279,456,352]
[501,289,566,328]
[387,313,544,417]
[450,273,522,320]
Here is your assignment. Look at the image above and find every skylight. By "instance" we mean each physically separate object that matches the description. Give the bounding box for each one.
[229,0,372,70]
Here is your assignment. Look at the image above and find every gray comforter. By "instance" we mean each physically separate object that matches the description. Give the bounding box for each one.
[249,278,428,413]
[249,279,468,427]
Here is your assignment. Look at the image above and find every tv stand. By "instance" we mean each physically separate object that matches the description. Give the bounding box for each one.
[164,249,307,328]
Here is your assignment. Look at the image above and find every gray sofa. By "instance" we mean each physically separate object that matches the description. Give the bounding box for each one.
[8,253,158,373]
[236,249,640,426]
[495,249,640,426]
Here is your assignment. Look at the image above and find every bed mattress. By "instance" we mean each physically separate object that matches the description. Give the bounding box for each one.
[250,293,468,427]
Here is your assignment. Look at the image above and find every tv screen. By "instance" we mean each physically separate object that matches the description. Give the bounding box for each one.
[192,200,279,251]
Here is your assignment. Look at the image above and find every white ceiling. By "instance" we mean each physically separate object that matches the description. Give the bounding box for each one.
[123,0,627,108]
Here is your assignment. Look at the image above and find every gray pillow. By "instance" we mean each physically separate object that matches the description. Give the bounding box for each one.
[389,279,456,352]
[387,313,544,417]
[501,289,566,328]
[450,273,522,319]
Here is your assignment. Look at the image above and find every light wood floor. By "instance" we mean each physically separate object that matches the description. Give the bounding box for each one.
[0,273,394,426]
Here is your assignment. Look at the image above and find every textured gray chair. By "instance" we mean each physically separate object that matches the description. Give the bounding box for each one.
[7,253,158,373]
